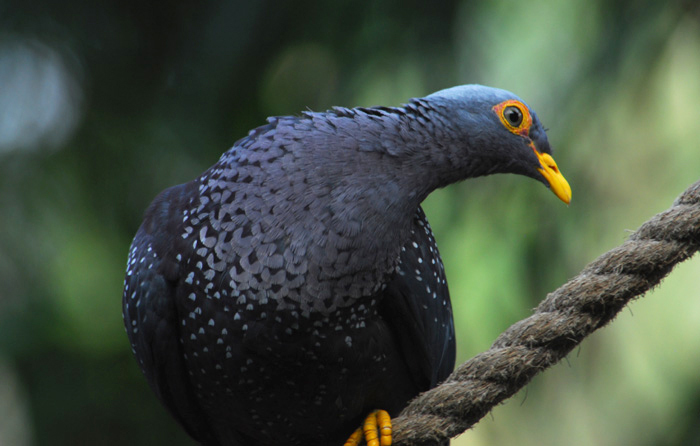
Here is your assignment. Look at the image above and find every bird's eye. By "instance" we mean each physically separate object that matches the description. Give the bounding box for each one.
[493,100,532,136]
[503,106,523,127]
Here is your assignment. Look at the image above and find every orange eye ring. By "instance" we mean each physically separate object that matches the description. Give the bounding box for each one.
[493,100,532,137]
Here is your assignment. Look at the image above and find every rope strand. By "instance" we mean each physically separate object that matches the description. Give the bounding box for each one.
[392,179,700,446]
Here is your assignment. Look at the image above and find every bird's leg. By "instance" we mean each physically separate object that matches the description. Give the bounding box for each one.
[343,410,392,446]
[343,427,363,446]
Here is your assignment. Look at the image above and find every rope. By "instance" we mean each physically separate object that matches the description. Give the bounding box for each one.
[392,179,700,446]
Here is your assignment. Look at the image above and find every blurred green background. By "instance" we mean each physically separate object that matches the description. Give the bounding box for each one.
[1,0,700,444]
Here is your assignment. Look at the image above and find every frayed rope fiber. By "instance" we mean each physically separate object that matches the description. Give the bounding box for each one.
[392,179,700,446]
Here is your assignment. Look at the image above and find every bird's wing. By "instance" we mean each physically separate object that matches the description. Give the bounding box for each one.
[379,206,456,390]
[123,184,219,445]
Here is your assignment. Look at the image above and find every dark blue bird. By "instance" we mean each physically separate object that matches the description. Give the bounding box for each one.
[122,85,570,446]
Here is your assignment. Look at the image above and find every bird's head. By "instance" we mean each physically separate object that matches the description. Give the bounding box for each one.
[423,85,571,204]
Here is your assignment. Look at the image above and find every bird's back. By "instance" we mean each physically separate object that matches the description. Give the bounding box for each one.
[123,112,456,445]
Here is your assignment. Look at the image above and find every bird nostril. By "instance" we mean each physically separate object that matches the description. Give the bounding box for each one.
[539,152,559,173]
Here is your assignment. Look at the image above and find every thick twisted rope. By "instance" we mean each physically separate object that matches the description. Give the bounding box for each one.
[392,179,700,446]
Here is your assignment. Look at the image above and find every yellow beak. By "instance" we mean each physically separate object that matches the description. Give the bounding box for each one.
[534,149,571,205]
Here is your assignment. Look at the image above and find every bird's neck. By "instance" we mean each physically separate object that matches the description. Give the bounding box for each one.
[277,106,459,285]
[209,104,473,311]
[303,105,446,229]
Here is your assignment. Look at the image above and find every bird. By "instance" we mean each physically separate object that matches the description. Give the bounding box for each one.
[122,84,571,446]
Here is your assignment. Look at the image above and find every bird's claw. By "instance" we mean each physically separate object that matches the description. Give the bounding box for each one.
[343,410,392,446]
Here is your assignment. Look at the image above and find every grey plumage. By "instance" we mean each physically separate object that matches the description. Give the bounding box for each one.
[123,85,562,446]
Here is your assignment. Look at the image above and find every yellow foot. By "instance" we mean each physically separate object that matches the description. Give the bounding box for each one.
[343,409,392,446]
